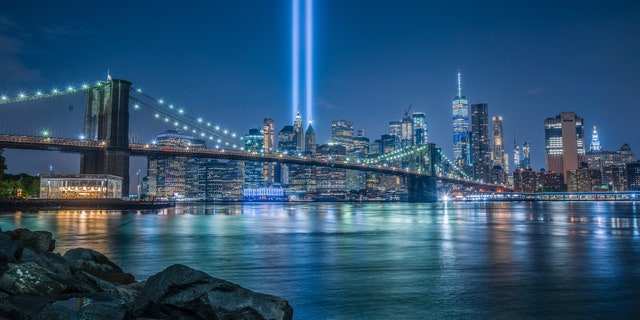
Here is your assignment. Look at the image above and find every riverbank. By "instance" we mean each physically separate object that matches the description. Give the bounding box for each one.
[0,199,175,210]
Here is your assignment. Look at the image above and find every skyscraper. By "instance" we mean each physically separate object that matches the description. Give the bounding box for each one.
[513,139,521,171]
[400,107,413,147]
[492,116,505,170]
[293,112,304,152]
[452,70,470,166]
[590,126,602,152]
[471,103,491,182]
[521,141,531,169]
[331,120,354,152]
[305,123,316,154]
[544,112,585,182]
[412,111,427,145]
[244,128,265,188]
[263,118,275,186]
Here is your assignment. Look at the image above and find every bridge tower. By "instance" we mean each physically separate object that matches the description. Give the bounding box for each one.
[407,143,437,202]
[80,79,132,196]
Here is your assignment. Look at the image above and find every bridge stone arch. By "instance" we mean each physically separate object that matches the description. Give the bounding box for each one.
[80,79,132,196]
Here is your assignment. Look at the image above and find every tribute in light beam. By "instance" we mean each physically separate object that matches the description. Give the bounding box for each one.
[305,0,313,125]
[292,0,300,123]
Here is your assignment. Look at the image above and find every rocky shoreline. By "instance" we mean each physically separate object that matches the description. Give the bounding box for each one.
[0,228,293,319]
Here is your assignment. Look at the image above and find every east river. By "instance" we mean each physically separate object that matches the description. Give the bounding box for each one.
[2,201,640,319]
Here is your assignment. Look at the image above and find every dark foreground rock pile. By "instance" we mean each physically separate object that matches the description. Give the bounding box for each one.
[0,228,293,319]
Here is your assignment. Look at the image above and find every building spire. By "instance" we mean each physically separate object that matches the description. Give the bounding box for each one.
[457,69,462,98]
[590,125,602,152]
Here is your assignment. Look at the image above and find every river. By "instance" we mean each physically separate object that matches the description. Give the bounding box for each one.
[2,201,639,319]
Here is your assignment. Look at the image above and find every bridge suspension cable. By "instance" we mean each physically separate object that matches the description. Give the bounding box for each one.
[0,81,105,105]
[129,87,243,149]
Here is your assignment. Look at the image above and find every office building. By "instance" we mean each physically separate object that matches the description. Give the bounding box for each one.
[521,142,531,169]
[244,128,265,188]
[400,109,413,147]
[305,123,316,154]
[452,70,470,166]
[567,168,601,192]
[263,118,275,185]
[544,112,585,182]
[332,120,354,152]
[627,161,640,190]
[589,126,602,152]
[492,116,505,170]
[412,112,428,145]
[471,103,491,182]
[293,112,304,152]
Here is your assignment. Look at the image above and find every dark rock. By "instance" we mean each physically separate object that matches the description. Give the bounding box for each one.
[0,233,23,264]
[4,228,55,252]
[21,247,72,276]
[134,264,293,320]
[0,262,72,296]
[64,248,135,285]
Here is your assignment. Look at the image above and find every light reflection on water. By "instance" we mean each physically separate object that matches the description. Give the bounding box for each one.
[1,201,640,319]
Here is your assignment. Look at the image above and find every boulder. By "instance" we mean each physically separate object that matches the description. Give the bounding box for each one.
[4,228,55,252]
[63,248,135,285]
[134,264,293,320]
[0,262,72,296]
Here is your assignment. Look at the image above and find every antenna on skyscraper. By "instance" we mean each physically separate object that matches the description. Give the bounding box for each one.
[457,69,462,98]
[107,69,112,81]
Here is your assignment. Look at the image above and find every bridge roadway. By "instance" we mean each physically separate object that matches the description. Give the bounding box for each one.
[0,134,505,189]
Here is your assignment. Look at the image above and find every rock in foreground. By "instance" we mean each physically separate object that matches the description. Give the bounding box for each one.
[0,228,293,319]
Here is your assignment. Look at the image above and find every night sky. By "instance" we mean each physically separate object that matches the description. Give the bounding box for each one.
[2,0,640,181]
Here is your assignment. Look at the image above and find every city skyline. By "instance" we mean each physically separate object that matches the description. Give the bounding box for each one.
[1,1,640,174]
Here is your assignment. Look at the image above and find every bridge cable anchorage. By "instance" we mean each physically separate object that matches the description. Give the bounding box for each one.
[0,81,102,105]
[129,88,242,149]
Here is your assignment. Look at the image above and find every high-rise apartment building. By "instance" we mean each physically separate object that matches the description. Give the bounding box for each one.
[471,103,491,182]
[452,70,470,166]
[332,120,354,152]
[544,112,585,182]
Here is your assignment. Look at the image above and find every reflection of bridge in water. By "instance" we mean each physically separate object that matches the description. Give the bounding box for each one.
[0,79,508,202]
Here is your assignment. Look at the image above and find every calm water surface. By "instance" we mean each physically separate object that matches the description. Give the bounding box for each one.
[2,201,640,319]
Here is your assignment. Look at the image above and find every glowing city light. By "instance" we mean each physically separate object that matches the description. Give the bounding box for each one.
[292,0,300,123]
[305,0,313,125]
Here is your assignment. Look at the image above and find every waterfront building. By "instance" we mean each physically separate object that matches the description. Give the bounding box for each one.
[490,165,507,186]
[412,112,428,145]
[539,171,565,192]
[627,161,640,191]
[39,174,122,199]
[585,143,636,172]
[277,125,297,186]
[305,123,316,154]
[544,112,585,182]
[513,168,537,193]
[471,103,491,182]
[452,70,470,166]
[567,168,601,192]
[331,120,354,152]
[147,130,205,198]
[602,165,627,191]
[198,159,243,200]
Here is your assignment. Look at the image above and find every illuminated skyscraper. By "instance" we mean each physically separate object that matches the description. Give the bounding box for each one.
[452,70,470,166]
[522,141,531,169]
[513,139,521,171]
[305,123,316,154]
[590,126,602,152]
[332,120,354,152]
[544,112,585,182]
[412,112,428,145]
[263,118,275,185]
[400,108,413,147]
[492,116,505,170]
[293,112,304,152]
[244,128,265,188]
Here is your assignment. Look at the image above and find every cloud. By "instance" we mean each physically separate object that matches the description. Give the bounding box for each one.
[0,35,42,82]
[0,15,18,30]
[317,98,339,110]
[40,22,93,40]
[524,86,546,96]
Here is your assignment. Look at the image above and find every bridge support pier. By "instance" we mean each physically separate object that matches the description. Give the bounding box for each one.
[407,175,437,202]
[80,79,131,197]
